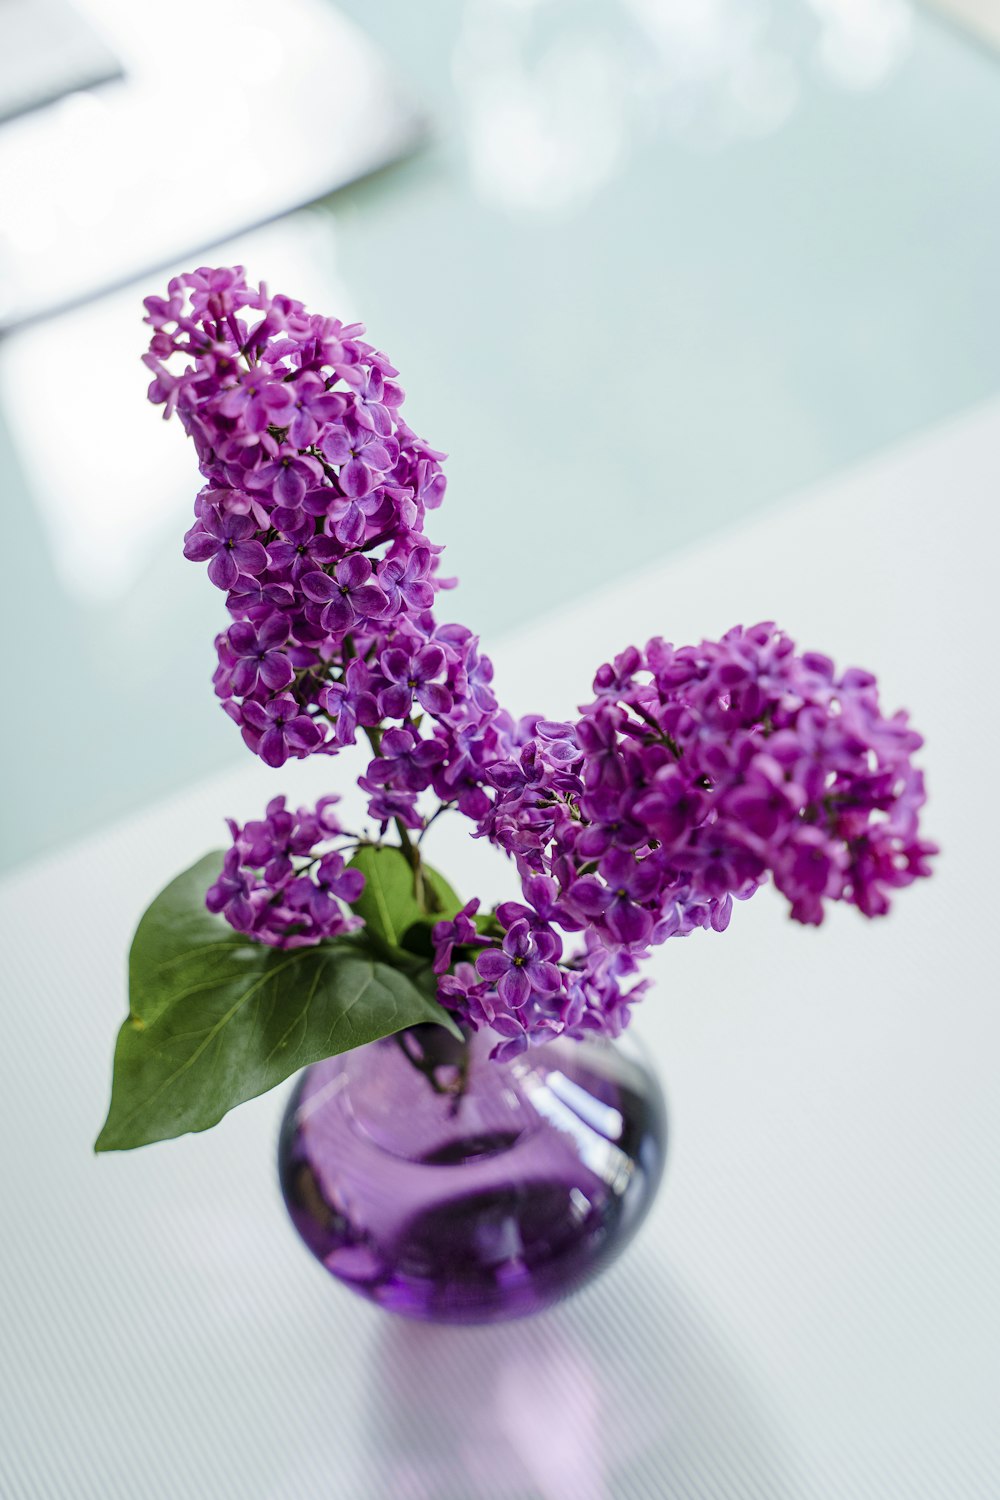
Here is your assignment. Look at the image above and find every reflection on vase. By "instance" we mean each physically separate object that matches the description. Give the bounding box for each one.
[278,1024,667,1323]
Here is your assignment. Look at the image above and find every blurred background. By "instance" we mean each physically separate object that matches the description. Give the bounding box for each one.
[2,0,999,874]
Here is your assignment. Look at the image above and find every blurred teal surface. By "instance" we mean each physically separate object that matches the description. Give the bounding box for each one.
[2,0,999,873]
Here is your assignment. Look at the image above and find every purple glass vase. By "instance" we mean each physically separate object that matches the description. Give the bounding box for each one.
[278,1023,667,1324]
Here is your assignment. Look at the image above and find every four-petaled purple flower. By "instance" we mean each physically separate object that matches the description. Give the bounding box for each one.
[567,849,660,948]
[379,642,453,720]
[240,694,322,767]
[475,919,562,1011]
[226,615,294,697]
[320,423,398,496]
[247,452,322,507]
[363,727,445,793]
[265,522,340,581]
[286,375,348,448]
[217,370,295,434]
[301,555,389,637]
[431,899,481,974]
[183,508,268,591]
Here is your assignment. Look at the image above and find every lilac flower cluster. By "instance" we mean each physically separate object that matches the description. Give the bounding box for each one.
[446,624,935,1054]
[144,266,508,830]
[205,796,363,947]
[151,269,935,1064]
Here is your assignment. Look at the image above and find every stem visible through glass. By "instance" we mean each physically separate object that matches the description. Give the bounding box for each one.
[394,1024,471,1115]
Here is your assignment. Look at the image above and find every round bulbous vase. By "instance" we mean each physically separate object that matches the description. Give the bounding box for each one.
[278,1023,667,1324]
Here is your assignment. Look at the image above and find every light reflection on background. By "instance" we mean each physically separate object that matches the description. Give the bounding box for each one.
[454,0,913,211]
[806,0,913,88]
[3,0,1000,878]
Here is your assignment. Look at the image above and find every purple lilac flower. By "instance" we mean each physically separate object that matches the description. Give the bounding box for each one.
[378,641,453,719]
[225,615,294,697]
[144,266,472,792]
[183,508,268,590]
[265,522,340,581]
[285,853,365,927]
[205,847,255,930]
[240,794,340,883]
[151,270,935,1058]
[301,555,389,637]
[286,375,348,447]
[246,452,323,508]
[469,622,936,1049]
[205,797,361,947]
[362,728,446,794]
[216,368,296,433]
[240,694,323,768]
[475,918,562,1010]
[379,548,435,616]
[431,900,481,974]
[358,780,423,834]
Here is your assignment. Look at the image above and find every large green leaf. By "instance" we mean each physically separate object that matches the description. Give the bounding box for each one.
[96,852,460,1153]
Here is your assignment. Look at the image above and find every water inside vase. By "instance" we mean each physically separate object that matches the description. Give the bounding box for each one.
[278,1025,666,1324]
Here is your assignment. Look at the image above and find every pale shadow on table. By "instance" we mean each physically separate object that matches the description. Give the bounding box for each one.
[363,1248,795,1500]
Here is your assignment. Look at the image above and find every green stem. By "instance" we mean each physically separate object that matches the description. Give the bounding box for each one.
[630,704,682,759]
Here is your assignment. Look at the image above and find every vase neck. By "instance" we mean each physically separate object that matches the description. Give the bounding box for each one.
[329,1025,536,1166]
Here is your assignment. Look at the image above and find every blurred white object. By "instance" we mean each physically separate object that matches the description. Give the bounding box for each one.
[924,0,1000,47]
[0,0,422,329]
[0,0,122,124]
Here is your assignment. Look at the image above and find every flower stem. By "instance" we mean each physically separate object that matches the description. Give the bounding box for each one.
[394,1025,470,1113]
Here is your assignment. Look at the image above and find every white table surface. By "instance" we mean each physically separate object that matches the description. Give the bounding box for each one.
[2,398,998,1499]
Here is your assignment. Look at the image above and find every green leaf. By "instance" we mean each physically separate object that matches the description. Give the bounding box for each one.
[474,910,504,939]
[399,919,435,960]
[95,852,460,1153]
[422,863,462,917]
[348,844,424,947]
[348,845,463,949]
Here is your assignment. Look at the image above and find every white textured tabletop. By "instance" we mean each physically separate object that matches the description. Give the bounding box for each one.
[2,400,998,1499]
